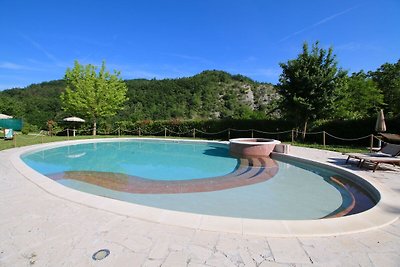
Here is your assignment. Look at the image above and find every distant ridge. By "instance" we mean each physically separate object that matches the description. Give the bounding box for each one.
[0,70,279,128]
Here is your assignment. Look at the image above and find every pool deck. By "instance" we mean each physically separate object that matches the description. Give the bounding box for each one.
[1,141,399,266]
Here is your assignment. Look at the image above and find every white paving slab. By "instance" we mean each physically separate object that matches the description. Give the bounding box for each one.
[267,237,311,264]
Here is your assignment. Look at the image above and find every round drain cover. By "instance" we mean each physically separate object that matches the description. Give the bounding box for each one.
[92,249,110,261]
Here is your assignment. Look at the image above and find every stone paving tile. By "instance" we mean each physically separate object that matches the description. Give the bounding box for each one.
[238,248,257,266]
[240,235,273,265]
[148,238,170,260]
[191,230,219,248]
[352,230,400,253]
[205,251,241,267]
[108,252,148,267]
[368,252,400,267]
[162,251,189,267]
[188,262,214,267]
[267,237,311,264]
[187,244,214,264]
[258,260,292,266]
[381,219,400,237]
[142,258,165,267]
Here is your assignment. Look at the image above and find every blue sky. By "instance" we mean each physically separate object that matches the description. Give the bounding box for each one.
[0,0,399,90]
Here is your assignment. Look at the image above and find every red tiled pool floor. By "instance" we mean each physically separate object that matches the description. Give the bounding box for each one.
[48,157,279,194]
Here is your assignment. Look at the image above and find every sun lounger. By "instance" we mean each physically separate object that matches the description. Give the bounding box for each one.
[345,143,400,171]
[4,128,14,140]
[380,133,400,144]
[359,156,400,172]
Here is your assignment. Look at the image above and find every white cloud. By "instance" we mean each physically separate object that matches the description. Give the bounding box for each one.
[0,62,40,71]
[279,6,359,43]
[0,62,27,70]
[21,34,60,64]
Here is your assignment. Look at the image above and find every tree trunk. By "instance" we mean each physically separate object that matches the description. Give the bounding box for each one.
[92,120,97,136]
[302,120,308,140]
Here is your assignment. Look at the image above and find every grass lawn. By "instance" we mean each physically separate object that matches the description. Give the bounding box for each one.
[289,142,370,153]
[0,134,127,151]
[1,133,369,153]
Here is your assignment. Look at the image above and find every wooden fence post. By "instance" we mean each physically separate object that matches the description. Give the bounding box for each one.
[291,129,294,143]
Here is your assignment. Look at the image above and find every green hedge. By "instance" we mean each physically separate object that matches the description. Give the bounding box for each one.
[311,116,400,145]
[79,116,400,146]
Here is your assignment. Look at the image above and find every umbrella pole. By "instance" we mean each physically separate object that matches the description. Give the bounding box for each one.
[377,133,382,148]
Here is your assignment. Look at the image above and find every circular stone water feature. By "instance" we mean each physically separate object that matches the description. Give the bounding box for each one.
[229,138,281,157]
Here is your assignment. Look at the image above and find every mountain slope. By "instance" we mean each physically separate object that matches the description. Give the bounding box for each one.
[0,70,279,129]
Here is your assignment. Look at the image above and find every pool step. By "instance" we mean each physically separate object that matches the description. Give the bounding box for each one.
[48,157,279,194]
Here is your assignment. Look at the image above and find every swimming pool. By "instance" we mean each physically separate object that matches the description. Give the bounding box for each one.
[21,139,377,220]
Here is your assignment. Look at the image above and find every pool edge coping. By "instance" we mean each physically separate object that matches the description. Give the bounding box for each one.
[9,138,400,237]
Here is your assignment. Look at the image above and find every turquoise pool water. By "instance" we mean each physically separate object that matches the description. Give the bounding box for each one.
[21,139,376,220]
[23,140,238,180]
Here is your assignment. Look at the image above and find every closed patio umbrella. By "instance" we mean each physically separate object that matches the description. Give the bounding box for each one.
[375,109,386,148]
[63,116,85,136]
[375,109,386,133]
[0,113,13,119]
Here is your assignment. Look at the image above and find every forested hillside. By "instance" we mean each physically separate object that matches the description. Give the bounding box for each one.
[1,53,399,134]
[0,70,278,130]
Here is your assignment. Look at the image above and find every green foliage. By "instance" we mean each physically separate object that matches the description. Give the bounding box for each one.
[1,70,277,130]
[61,61,128,135]
[311,115,400,145]
[21,123,39,134]
[121,70,277,121]
[95,118,295,141]
[370,59,400,117]
[0,80,65,128]
[333,71,384,119]
[277,41,347,132]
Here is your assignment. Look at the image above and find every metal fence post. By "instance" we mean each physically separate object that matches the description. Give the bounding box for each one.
[323,131,326,148]
[164,127,167,138]
[228,128,231,140]
[251,129,254,138]
[138,127,141,137]
[193,128,196,139]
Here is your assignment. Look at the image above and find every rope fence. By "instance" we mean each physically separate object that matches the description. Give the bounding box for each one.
[6,127,388,151]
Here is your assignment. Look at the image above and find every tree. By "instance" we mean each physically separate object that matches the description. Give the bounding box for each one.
[277,41,347,138]
[61,61,128,135]
[370,60,400,117]
[333,71,384,119]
